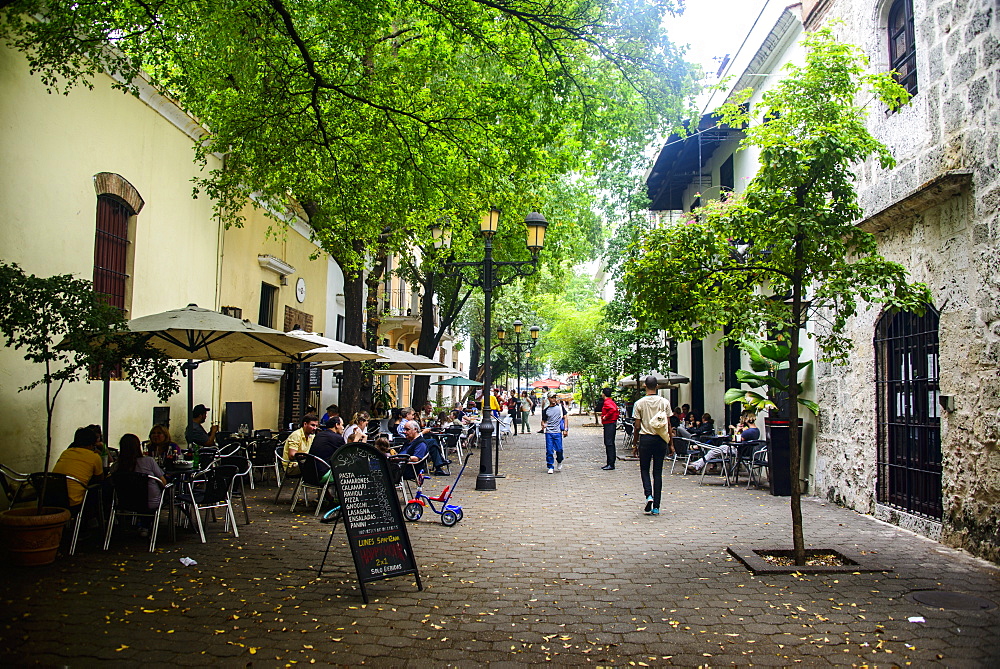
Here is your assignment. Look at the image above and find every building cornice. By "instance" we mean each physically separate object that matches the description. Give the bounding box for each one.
[858,170,972,234]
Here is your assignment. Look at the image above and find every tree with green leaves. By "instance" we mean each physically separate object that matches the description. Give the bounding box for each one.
[624,29,931,565]
[1,0,695,415]
[0,262,179,509]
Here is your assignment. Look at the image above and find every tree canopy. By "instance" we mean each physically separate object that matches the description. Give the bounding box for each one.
[1,0,696,268]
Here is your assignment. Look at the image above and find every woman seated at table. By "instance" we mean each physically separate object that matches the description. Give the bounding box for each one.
[343,411,370,443]
[387,408,404,436]
[113,434,167,536]
[687,413,758,474]
[146,424,182,463]
[689,413,716,440]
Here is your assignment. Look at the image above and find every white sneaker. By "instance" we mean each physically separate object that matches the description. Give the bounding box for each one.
[556,462,563,471]
[547,468,554,474]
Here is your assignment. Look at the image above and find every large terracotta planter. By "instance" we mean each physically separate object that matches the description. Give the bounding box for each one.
[0,507,70,566]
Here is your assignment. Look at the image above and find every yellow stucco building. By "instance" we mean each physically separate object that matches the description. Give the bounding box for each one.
[0,43,337,470]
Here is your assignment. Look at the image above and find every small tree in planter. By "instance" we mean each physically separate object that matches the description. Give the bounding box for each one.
[624,29,931,565]
[0,262,179,514]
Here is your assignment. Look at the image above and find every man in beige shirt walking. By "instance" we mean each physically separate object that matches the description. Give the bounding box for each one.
[631,376,671,516]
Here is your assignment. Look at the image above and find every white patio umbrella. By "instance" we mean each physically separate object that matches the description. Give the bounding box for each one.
[617,372,690,389]
[397,366,462,377]
[314,346,443,371]
[127,304,317,361]
[236,330,383,364]
[242,330,385,418]
[126,304,319,420]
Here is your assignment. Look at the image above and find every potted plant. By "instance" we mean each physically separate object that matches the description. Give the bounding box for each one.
[0,262,178,565]
[723,338,819,496]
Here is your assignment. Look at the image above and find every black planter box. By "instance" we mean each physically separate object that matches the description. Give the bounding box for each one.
[764,418,802,497]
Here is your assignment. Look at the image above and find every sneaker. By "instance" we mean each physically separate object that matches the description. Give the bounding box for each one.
[320,506,342,523]
[644,496,653,514]
[651,508,660,516]
[601,465,615,470]
[556,462,563,471]
[547,468,554,474]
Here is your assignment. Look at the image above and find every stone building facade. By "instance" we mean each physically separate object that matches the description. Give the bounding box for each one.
[809,0,1000,563]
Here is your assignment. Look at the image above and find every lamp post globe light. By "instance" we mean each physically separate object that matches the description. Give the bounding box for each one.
[430,209,548,491]
[497,319,540,399]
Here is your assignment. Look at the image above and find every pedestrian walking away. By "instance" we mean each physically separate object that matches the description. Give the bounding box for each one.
[541,392,568,473]
[631,375,671,515]
[599,387,619,470]
[519,391,532,434]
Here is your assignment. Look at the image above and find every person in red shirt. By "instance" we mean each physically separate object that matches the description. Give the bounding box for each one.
[600,387,620,470]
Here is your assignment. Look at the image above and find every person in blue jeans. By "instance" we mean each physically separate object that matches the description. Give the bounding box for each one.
[541,393,568,474]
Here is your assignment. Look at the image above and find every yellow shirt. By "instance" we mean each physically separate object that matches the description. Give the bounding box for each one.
[282,428,314,463]
[52,447,103,506]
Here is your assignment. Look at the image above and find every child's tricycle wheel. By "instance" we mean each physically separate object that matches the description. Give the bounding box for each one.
[404,502,423,521]
[454,509,464,522]
[441,510,459,527]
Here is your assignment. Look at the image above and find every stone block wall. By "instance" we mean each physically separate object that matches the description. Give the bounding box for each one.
[811,0,1000,563]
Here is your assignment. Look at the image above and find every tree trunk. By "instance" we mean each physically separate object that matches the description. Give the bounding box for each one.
[789,240,806,566]
[411,273,438,410]
[338,241,367,417]
[362,247,388,415]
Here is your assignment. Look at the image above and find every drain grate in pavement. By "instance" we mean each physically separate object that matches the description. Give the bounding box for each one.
[907,590,997,611]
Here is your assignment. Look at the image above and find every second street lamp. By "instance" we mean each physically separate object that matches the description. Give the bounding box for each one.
[497,320,540,454]
[497,320,540,399]
[431,209,548,491]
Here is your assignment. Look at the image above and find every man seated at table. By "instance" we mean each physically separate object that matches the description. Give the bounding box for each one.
[52,427,105,508]
[397,420,430,480]
[395,407,449,474]
[185,404,218,449]
[283,414,319,472]
[320,404,339,427]
[687,413,759,474]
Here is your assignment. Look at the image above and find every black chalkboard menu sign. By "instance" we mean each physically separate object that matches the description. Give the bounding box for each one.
[322,443,421,602]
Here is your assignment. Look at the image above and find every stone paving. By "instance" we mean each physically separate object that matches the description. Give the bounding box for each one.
[2,415,999,667]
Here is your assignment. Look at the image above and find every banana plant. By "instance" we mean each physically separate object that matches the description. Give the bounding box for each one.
[723,338,819,417]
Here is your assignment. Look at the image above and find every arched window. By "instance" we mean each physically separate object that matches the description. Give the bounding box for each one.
[874,306,940,519]
[92,173,143,313]
[888,0,918,96]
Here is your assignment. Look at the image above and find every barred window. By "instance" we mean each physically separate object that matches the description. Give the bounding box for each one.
[888,0,917,96]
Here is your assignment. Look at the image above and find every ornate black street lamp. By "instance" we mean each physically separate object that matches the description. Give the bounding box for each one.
[431,210,548,491]
[497,320,540,397]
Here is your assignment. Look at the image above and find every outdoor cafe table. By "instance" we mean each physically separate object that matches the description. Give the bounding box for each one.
[162,464,197,543]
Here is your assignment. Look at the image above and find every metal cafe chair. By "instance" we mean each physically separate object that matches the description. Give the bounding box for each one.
[175,464,240,543]
[103,472,171,552]
[668,437,704,475]
[1,463,34,509]
[697,442,737,487]
[746,441,771,489]
[290,453,333,517]
[28,472,98,556]
[248,437,279,487]
[274,446,302,504]
[218,454,253,524]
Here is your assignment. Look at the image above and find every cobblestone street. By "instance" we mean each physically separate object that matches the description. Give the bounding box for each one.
[2,416,998,666]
